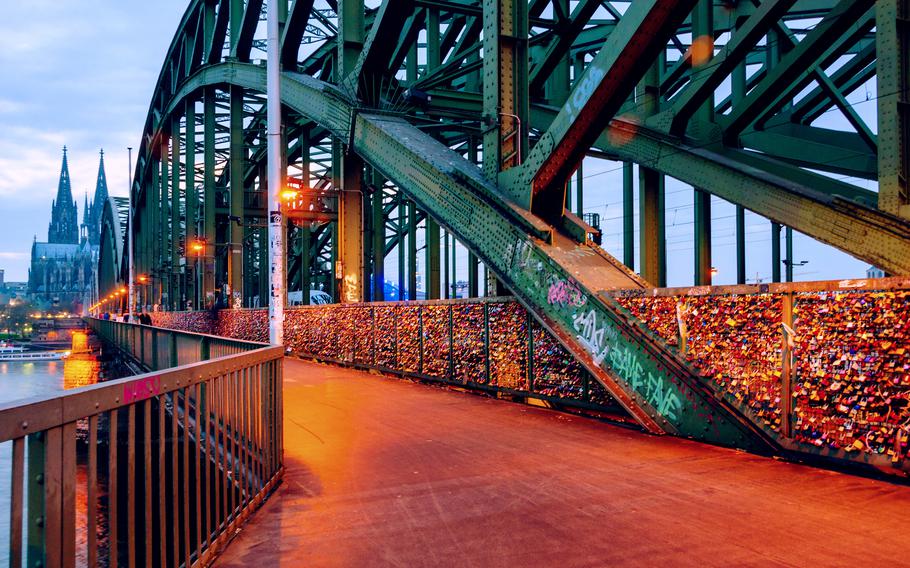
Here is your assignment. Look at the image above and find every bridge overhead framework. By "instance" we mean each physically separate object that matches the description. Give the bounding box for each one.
[103,1,910,475]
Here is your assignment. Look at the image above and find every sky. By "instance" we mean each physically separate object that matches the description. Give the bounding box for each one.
[0,1,875,287]
[0,0,187,281]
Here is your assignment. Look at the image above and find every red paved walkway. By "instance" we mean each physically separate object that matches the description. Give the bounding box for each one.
[216,358,910,567]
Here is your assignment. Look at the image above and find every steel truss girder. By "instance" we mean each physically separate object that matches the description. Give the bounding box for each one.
[156,60,776,450]
[512,0,699,216]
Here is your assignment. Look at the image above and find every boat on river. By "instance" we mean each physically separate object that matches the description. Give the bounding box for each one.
[0,350,70,362]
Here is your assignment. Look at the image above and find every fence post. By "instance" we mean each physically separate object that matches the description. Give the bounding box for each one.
[448,306,455,381]
[26,432,46,567]
[483,302,491,384]
[781,293,794,438]
[201,336,210,361]
[170,332,178,368]
[418,307,424,375]
[527,311,535,392]
[151,329,159,371]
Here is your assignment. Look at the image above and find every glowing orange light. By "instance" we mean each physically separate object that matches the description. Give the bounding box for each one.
[190,240,206,253]
[138,274,149,283]
[689,35,714,67]
[280,189,299,203]
[119,287,127,294]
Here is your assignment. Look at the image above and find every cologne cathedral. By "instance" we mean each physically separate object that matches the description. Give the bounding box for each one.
[28,147,109,312]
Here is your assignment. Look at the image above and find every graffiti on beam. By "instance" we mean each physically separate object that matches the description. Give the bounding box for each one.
[123,375,162,404]
[344,273,360,304]
[572,308,682,421]
[547,279,587,308]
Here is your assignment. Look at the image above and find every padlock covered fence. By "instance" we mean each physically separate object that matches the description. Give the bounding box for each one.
[148,283,910,474]
[151,299,623,416]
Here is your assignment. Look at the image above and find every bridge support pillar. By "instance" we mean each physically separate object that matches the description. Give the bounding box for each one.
[337,146,364,303]
[877,0,910,219]
[229,86,245,308]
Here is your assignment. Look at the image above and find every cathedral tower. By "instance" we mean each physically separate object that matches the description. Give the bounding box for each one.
[48,146,79,244]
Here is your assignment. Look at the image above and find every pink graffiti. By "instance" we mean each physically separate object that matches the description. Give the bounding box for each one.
[547,279,587,308]
[123,375,162,404]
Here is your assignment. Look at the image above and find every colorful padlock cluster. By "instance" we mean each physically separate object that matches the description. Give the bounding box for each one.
[617,290,910,462]
[150,301,612,410]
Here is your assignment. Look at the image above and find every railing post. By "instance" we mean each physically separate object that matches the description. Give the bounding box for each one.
[201,336,211,361]
[151,329,159,371]
[781,293,794,438]
[527,311,535,392]
[26,432,46,568]
[483,302,491,384]
[418,307,424,375]
[447,306,455,380]
[171,332,178,368]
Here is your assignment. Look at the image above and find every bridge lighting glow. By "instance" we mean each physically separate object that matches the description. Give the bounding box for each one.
[190,240,206,253]
[279,188,299,203]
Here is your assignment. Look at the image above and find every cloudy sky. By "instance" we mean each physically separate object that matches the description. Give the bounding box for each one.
[0,0,186,280]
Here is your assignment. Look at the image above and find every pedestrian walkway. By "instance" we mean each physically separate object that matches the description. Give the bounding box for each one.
[215,358,910,567]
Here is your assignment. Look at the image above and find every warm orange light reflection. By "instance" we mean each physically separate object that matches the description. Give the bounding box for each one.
[280,189,299,202]
[607,115,640,147]
[689,35,714,67]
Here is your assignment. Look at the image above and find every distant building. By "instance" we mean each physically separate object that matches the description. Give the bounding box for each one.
[28,147,107,313]
[867,266,886,279]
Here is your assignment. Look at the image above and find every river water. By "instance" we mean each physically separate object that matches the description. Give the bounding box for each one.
[0,341,103,566]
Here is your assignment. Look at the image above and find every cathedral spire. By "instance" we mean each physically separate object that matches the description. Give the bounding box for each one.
[56,146,73,207]
[48,146,79,244]
[93,149,108,206]
[85,149,109,246]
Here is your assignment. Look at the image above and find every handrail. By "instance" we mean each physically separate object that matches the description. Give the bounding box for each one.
[2,319,284,567]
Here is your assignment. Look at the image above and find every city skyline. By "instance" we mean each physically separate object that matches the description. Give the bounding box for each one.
[0,0,186,280]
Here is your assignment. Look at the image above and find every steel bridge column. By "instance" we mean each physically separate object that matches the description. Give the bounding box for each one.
[229,86,245,307]
[692,0,713,286]
[694,191,712,285]
[785,227,794,282]
[333,143,364,304]
[736,207,746,284]
[185,98,197,309]
[638,58,666,287]
[149,151,159,308]
[203,88,216,308]
[337,0,365,303]
[482,0,529,180]
[732,15,747,285]
[407,201,417,300]
[371,169,385,301]
[159,135,169,308]
[877,0,910,219]
[170,118,180,310]
[297,127,312,303]
[623,162,634,269]
[546,0,571,106]
[397,194,405,300]
[771,222,782,283]
[426,217,440,300]
[443,231,450,299]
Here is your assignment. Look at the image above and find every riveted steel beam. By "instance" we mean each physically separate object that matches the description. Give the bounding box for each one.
[510,0,698,220]
[877,0,910,219]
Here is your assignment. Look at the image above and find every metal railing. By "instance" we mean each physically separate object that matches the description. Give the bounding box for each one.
[1,319,283,567]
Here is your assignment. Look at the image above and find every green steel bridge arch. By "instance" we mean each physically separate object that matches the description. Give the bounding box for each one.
[113,0,910,448]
